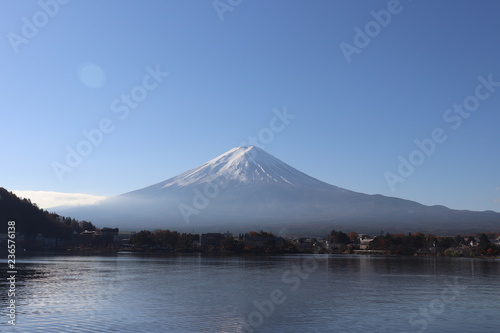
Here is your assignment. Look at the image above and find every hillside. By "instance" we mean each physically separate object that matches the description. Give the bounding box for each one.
[0,187,95,238]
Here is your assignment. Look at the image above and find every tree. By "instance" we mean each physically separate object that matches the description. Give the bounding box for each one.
[436,237,456,251]
[330,230,350,244]
[348,232,359,243]
[79,221,96,231]
[130,230,153,246]
[221,236,241,251]
[410,233,425,249]
[454,235,464,246]
[477,233,492,255]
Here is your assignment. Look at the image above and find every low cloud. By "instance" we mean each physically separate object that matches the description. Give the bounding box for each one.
[12,190,107,209]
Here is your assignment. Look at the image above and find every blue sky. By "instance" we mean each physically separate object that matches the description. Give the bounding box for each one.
[1,0,499,212]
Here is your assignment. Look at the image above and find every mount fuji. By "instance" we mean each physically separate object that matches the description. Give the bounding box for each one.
[56,146,500,234]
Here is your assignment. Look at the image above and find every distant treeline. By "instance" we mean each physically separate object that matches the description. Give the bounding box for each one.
[329,229,499,256]
[129,229,199,250]
[369,232,499,256]
[2,187,499,256]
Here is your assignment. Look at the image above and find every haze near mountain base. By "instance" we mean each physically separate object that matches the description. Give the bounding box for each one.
[56,146,500,234]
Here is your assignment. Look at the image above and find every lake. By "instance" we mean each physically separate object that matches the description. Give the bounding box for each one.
[1,254,499,332]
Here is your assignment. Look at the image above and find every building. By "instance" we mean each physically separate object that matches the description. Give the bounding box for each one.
[100,227,120,245]
[359,234,375,250]
[79,230,97,245]
[200,233,227,247]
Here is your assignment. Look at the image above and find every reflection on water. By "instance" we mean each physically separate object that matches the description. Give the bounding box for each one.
[0,254,499,332]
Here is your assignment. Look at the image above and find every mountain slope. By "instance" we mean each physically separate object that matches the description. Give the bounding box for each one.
[56,146,500,234]
[130,146,336,191]
[0,187,95,238]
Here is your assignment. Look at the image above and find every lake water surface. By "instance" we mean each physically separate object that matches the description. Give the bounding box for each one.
[1,254,499,332]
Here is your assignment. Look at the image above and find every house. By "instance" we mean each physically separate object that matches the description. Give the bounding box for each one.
[359,234,375,250]
[294,238,315,251]
[117,231,136,248]
[79,230,97,245]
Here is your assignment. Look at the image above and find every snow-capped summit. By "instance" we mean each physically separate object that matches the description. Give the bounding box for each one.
[153,146,331,189]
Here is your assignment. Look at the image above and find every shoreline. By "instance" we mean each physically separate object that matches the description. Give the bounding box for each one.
[6,248,500,260]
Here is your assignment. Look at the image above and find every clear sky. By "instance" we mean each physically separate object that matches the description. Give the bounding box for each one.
[1,0,499,212]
